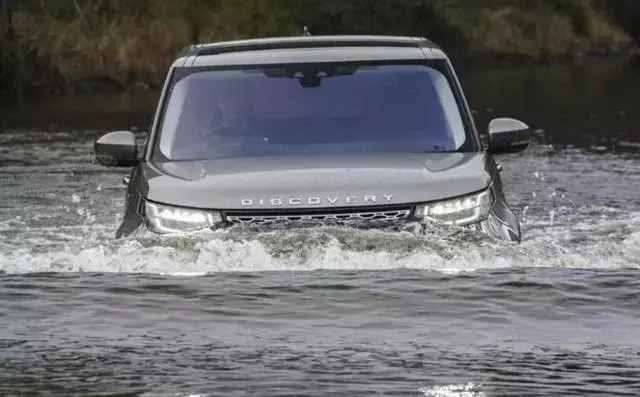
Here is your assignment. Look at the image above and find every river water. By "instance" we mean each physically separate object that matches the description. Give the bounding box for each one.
[1,59,639,396]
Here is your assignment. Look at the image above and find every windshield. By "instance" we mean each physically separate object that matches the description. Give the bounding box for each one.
[156,63,472,161]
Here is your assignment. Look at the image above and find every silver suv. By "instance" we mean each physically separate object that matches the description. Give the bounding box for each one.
[95,36,530,241]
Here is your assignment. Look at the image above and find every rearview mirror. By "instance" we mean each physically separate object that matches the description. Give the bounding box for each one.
[488,118,530,154]
[94,131,138,167]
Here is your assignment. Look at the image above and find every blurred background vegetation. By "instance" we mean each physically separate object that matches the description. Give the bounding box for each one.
[1,0,639,99]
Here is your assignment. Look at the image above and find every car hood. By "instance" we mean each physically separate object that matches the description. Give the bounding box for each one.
[143,153,491,210]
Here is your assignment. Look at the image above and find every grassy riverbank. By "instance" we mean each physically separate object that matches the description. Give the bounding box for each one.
[1,0,638,99]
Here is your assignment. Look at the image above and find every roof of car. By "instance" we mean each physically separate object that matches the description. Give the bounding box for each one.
[184,35,440,57]
[176,36,445,68]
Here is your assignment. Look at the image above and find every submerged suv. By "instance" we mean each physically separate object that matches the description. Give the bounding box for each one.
[95,36,530,241]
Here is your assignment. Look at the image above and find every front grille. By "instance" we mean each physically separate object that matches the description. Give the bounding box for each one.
[225,206,413,225]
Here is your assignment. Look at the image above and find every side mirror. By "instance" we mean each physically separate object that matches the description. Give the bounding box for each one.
[488,118,530,154]
[94,131,138,167]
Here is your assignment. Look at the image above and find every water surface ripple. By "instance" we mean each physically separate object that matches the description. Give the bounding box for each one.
[1,131,639,396]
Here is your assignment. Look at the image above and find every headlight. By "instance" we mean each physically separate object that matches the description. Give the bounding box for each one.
[145,201,222,233]
[414,190,493,226]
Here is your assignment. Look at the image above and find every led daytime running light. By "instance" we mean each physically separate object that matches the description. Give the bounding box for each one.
[145,201,222,233]
[417,190,492,226]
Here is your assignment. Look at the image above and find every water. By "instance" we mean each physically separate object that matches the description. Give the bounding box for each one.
[1,59,640,396]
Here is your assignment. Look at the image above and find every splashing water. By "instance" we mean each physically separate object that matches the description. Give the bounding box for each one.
[1,133,640,274]
[1,131,640,396]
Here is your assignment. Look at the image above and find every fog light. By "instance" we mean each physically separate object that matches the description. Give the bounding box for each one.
[145,201,222,233]
[415,190,493,226]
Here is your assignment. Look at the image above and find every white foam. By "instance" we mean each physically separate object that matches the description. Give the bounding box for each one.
[419,382,486,397]
[1,212,640,275]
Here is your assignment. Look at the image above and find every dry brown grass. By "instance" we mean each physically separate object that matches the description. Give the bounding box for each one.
[0,0,635,98]
[437,0,633,60]
[12,11,192,88]
[6,0,298,91]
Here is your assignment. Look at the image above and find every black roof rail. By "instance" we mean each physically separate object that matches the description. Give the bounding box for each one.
[182,36,438,58]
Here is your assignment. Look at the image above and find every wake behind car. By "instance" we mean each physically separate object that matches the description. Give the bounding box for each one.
[95,35,530,241]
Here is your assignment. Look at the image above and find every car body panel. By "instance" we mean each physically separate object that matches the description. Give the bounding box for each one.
[110,36,524,242]
[142,153,491,210]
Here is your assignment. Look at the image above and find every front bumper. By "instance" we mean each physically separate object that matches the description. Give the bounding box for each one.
[140,199,521,242]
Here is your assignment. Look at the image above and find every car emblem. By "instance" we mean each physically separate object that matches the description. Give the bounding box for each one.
[241,195,393,206]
